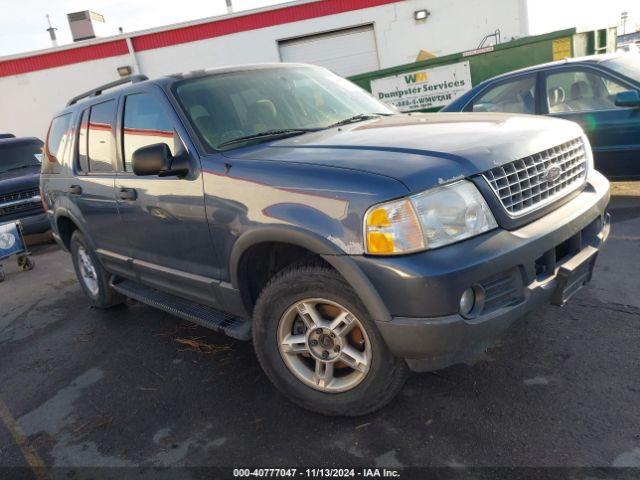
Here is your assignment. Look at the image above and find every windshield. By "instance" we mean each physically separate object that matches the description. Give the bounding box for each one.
[603,55,640,82]
[173,66,394,151]
[0,140,44,174]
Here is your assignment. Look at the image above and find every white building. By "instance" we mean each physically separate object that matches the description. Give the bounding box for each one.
[0,0,624,139]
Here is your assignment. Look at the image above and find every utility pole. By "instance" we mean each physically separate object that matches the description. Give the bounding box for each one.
[46,14,58,47]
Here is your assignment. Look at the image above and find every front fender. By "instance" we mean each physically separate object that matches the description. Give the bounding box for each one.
[229,226,392,323]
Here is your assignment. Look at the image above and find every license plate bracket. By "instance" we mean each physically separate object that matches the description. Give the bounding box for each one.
[550,246,598,307]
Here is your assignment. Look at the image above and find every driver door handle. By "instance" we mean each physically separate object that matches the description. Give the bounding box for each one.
[118,187,137,201]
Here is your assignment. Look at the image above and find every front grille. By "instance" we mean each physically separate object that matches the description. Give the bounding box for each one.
[483,138,587,217]
[0,187,40,205]
[0,187,41,217]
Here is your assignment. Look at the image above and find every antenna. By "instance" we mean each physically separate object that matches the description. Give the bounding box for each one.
[225,0,233,13]
[46,14,58,47]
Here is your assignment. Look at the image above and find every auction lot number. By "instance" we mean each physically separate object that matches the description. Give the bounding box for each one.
[234,468,400,478]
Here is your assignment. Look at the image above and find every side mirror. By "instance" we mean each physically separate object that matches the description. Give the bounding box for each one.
[614,90,640,108]
[132,143,189,177]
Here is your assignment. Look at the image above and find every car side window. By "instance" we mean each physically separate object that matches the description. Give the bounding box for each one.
[43,113,72,174]
[471,76,536,114]
[76,110,89,173]
[87,100,116,173]
[123,93,175,172]
[546,69,630,113]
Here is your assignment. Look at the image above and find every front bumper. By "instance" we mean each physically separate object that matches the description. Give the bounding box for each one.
[355,171,610,372]
[3,211,50,235]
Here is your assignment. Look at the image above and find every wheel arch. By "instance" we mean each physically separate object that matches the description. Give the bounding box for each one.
[53,207,96,252]
[230,226,391,322]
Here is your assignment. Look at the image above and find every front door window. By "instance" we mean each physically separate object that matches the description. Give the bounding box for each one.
[546,70,630,113]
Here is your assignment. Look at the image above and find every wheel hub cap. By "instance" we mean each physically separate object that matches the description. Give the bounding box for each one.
[307,328,340,361]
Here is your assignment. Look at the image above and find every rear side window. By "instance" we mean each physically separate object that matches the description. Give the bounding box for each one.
[76,110,89,173]
[87,100,116,173]
[43,114,72,174]
[472,76,536,114]
[122,93,175,172]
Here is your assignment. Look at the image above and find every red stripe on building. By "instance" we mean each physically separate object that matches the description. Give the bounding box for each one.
[132,0,402,51]
[0,40,129,77]
[0,0,401,78]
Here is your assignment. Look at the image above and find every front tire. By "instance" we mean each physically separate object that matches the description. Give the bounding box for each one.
[70,231,124,309]
[253,264,408,416]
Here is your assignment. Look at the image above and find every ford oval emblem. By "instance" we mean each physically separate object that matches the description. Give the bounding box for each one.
[544,165,562,183]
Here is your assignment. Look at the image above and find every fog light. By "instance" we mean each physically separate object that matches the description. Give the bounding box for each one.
[459,288,475,316]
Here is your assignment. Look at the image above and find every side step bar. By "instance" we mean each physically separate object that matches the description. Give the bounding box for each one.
[110,279,251,341]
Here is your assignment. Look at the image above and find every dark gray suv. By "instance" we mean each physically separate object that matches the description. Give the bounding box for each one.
[41,64,610,416]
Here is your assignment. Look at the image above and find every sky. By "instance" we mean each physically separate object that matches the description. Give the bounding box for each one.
[0,0,291,57]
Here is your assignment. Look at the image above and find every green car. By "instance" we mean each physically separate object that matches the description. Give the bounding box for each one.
[444,54,640,179]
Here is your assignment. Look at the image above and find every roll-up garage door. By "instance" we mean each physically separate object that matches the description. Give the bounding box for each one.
[278,25,380,77]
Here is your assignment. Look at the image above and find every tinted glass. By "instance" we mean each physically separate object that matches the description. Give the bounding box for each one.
[472,76,536,114]
[77,110,89,173]
[88,100,116,172]
[123,93,175,172]
[174,66,393,151]
[42,114,71,174]
[0,139,43,174]
[546,70,629,113]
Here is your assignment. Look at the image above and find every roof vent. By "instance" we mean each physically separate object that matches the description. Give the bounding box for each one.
[67,10,112,42]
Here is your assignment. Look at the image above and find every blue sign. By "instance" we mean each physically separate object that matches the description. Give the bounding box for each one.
[0,222,25,261]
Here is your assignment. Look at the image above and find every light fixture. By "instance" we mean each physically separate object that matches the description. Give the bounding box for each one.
[414,9,430,21]
[117,65,132,77]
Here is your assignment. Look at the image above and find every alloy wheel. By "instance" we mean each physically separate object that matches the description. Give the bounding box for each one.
[277,298,371,393]
[77,246,99,296]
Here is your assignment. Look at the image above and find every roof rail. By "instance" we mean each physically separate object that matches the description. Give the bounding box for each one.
[66,74,149,107]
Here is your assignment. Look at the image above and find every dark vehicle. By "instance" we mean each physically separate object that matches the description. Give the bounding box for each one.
[443,54,640,179]
[41,64,610,416]
[0,136,49,235]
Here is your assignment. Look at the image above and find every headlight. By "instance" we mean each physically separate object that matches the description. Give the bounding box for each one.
[364,197,425,255]
[364,180,497,255]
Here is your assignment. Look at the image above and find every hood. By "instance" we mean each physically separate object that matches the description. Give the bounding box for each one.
[223,113,584,192]
[0,166,40,193]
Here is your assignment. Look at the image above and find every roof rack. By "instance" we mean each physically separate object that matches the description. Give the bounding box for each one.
[66,75,149,106]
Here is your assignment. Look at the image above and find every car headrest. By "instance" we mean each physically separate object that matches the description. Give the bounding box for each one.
[571,81,589,100]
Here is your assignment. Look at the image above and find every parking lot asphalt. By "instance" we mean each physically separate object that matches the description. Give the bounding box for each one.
[0,183,639,473]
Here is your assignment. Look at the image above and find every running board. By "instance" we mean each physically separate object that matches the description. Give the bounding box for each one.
[110,279,251,341]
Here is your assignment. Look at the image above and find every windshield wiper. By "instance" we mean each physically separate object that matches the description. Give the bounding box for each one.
[217,128,318,149]
[325,113,391,129]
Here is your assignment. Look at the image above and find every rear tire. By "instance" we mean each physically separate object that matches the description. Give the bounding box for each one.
[253,263,408,416]
[70,231,124,309]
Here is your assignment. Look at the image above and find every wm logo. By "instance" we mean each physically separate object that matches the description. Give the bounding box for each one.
[405,72,428,84]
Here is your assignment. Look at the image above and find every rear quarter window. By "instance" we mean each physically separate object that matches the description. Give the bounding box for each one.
[43,113,73,174]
